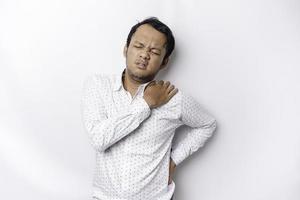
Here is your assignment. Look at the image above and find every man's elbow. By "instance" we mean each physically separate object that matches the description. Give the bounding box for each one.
[91,140,109,152]
[207,119,217,137]
[211,119,217,131]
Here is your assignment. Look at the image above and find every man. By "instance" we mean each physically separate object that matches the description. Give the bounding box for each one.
[81,17,217,200]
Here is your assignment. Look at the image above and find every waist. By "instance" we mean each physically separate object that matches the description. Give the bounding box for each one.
[92,180,175,200]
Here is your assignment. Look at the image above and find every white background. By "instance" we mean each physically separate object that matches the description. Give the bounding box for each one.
[1,0,299,199]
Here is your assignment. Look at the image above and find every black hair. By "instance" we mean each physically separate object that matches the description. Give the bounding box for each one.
[126,17,175,62]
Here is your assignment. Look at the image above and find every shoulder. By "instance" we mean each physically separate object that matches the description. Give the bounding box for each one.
[178,90,198,104]
[83,73,113,89]
[172,89,183,103]
[83,73,110,83]
[172,89,192,105]
[158,88,183,110]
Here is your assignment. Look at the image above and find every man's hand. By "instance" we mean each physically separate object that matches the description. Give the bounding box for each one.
[143,80,178,109]
[168,157,176,185]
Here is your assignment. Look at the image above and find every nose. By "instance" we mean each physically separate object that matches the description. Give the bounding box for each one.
[139,48,150,60]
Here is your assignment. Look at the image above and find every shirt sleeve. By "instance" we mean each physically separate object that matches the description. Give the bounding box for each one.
[80,75,151,152]
[170,92,217,166]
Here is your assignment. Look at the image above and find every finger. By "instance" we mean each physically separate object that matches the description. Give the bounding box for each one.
[145,80,156,89]
[167,85,175,93]
[148,80,156,86]
[168,88,178,98]
[157,80,164,85]
[164,81,170,88]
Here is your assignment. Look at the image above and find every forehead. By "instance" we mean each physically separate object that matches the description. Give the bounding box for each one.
[132,24,167,47]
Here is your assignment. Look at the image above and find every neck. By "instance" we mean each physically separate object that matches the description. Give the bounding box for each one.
[123,69,141,92]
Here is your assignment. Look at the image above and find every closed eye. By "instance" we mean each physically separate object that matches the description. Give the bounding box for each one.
[151,50,161,55]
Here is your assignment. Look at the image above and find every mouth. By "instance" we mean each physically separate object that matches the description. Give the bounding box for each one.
[136,60,148,69]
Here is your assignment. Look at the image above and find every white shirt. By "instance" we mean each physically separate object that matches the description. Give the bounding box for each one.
[81,68,217,200]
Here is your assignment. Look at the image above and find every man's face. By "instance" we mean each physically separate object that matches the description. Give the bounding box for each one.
[123,24,168,82]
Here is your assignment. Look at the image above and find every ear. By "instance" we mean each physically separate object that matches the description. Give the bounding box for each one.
[123,45,128,57]
[160,57,169,69]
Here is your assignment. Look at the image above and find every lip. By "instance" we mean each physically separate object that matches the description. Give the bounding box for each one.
[136,63,147,69]
[136,60,148,69]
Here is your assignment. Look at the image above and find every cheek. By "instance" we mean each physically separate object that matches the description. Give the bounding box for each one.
[127,49,139,61]
[150,56,164,65]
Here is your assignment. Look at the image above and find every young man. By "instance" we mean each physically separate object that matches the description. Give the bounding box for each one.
[81,17,217,200]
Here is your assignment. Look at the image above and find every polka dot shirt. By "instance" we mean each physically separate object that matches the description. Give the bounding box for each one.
[81,68,217,200]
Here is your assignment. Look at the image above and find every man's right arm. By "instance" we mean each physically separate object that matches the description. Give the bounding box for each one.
[80,75,151,152]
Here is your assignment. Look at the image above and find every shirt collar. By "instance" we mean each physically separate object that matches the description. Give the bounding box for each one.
[113,68,154,95]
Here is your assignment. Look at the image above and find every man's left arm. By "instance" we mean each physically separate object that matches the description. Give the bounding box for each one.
[170,92,217,166]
